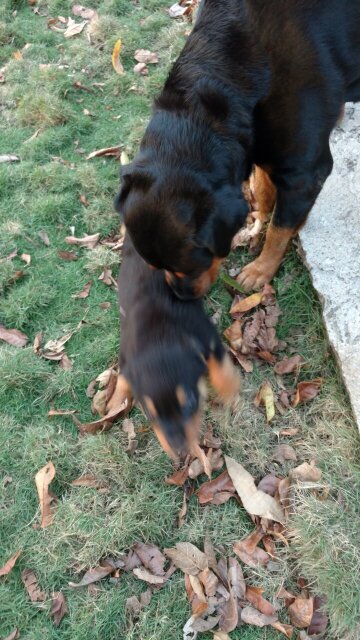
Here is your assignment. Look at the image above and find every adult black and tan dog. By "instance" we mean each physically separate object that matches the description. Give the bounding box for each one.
[115,0,360,297]
[107,233,240,460]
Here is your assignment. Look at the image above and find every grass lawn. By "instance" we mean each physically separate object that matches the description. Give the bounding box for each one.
[1,1,360,638]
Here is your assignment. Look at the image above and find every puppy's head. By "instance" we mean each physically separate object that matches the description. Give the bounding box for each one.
[131,343,207,460]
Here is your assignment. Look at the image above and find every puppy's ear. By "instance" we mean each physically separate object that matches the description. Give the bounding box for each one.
[197,78,229,122]
[197,185,249,257]
[114,162,155,213]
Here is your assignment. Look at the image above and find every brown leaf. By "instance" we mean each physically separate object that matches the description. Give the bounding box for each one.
[122,418,138,455]
[99,302,111,310]
[126,594,141,617]
[230,349,254,372]
[189,574,207,603]
[164,542,208,575]
[165,459,191,486]
[133,567,165,585]
[254,381,275,422]
[86,146,121,160]
[192,616,220,632]
[233,528,269,568]
[134,62,148,75]
[51,591,68,626]
[134,49,158,64]
[34,461,56,528]
[73,398,130,435]
[189,448,223,480]
[58,250,78,261]
[38,230,50,245]
[98,269,113,286]
[288,597,314,628]
[112,39,124,75]
[64,18,86,38]
[292,379,323,407]
[289,461,322,483]
[2,630,20,640]
[196,470,235,505]
[241,605,277,627]
[213,632,231,640]
[246,585,276,616]
[133,543,166,577]
[72,4,98,20]
[65,233,100,249]
[168,2,190,18]
[219,590,238,632]
[271,620,293,638]
[48,408,77,417]
[0,326,28,348]
[225,456,285,523]
[307,595,328,635]
[178,491,188,528]
[257,474,280,497]
[59,353,73,369]
[227,557,246,599]
[231,292,263,314]
[204,533,218,573]
[69,563,113,587]
[274,355,304,375]
[33,332,42,354]
[72,279,92,299]
[280,427,299,437]
[271,444,297,464]
[71,474,107,489]
[0,550,21,577]
[21,569,46,601]
[198,567,218,597]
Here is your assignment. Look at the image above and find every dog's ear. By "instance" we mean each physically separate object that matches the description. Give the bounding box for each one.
[197,79,229,122]
[114,162,155,213]
[197,185,249,257]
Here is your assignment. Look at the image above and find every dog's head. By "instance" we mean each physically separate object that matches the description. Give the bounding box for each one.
[115,102,249,299]
[130,343,208,460]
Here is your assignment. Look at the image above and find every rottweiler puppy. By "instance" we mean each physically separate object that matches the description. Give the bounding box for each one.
[108,233,240,460]
[115,0,360,295]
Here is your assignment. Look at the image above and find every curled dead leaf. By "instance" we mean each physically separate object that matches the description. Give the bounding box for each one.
[307,595,328,635]
[51,591,68,627]
[245,586,276,616]
[133,567,165,585]
[254,381,275,422]
[292,379,323,407]
[86,146,121,160]
[289,461,322,483]
[271,444,297,464]
[257,474,280,496]
[112,39,124,75]
[71,474,107,489]
[34,461,57,528]
[65,233,99,249]
[72,279,93,299]
[0,326,28,348]
[0,550,22,577]
[196,470,235,505]
[69,563,113,587]
[233,528,269,568]
[134,49,158,64]
[164,542,208,575]
[288,596,314,628]
[271,620,293,638]
[231,292,263,314]
[73,398,130,435]
[241,605,278,627]
[225,456,285,523]
[274,355,304,375]
[21,569,46,601]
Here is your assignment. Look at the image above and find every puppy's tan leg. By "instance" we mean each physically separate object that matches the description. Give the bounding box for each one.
[250,165,277,223]
[207,353,241,402]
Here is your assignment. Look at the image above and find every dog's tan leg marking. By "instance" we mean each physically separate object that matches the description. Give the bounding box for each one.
[251,165,277,223]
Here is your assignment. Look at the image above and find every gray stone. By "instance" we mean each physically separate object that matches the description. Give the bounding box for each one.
[300,103,360,429]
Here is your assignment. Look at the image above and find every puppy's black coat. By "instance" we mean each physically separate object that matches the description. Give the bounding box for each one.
[115,0,360,295]
[117,234,239,458]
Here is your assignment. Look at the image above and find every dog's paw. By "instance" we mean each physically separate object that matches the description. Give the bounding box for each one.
[237,258,275,291]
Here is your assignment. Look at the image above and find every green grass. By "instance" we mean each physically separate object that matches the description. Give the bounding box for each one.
[1,2,360,639]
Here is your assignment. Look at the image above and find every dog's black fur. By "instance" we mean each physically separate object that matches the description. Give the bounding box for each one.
[117,233,239,457]
[115,0,360,296]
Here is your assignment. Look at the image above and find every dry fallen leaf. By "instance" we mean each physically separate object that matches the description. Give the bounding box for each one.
[178,491,188,528]
[48,408,77,417]
[51,591,68,627]
[307,595,328,635]
[133,567,165,585]
[112,39,124,75]
[21,569,46,602]
[218,589,238,632]
[293,379,323,407]
[98,269,114,286]
[271,620,293,638]
[231,292,263,314]
[20,253,31,265]
[169,2,188,18]
[196,470,235,505]
[134,62,148,75]
[198,567,218,597]
[133,542,166,577]
[2,629,20,640]
[58,250,78,261]
[134,49,158,64]
[64,18,86,38]
[233,528,269,568]
[38,230,50,245]
[69,563,113,587]
[73,399,130,435]
[254,381,275,422]
[72,279,92,299]
[122,418,138,454]
[71,474,107,489]
[164,542,208,575]
[271,444,297,464]
[34,461,57,528]
[288,597,314,628]
[241,605,278,627]
[0,154,20,163]
[0,326,28,348]
[289,461,322,483]
[257,474,280,496]
[86,146,121,160]
[165,458,191,486]
[0,550,22,577]
[65,233,100,249]
[225,456,285,523]
[72,4,98,20]
[228,556,246,599]
[246,585,276,616]
[274,355,304,375]
[213,632,231,640]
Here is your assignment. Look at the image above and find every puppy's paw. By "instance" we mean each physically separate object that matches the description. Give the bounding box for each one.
[237,258,276,291]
